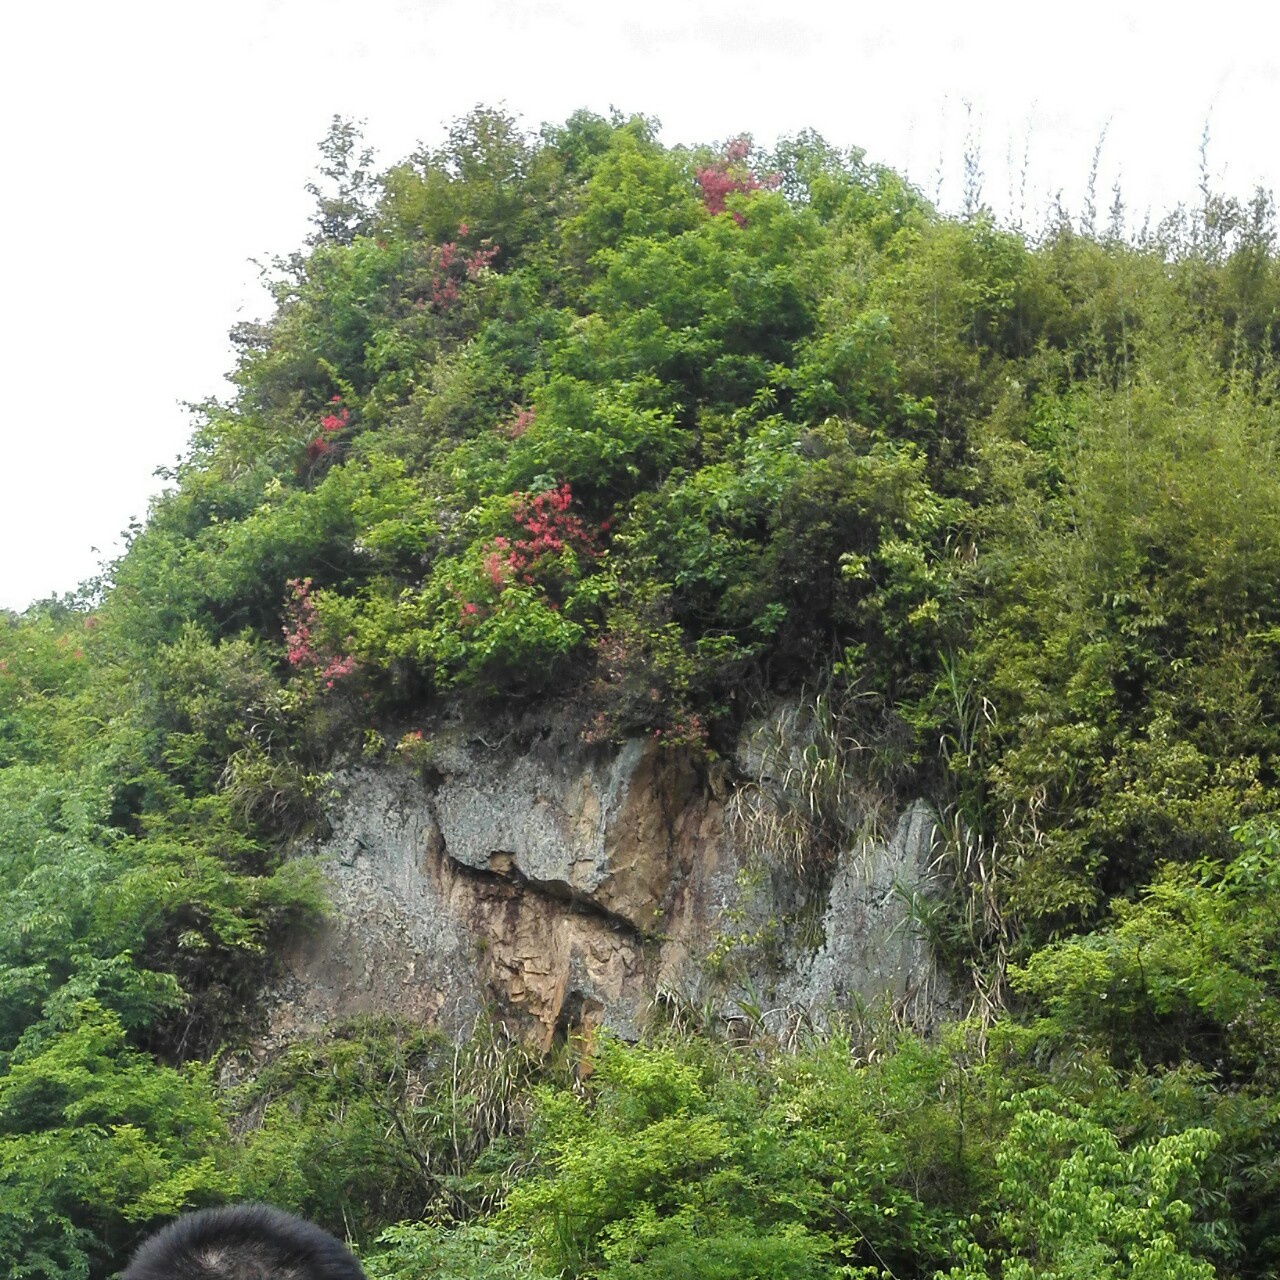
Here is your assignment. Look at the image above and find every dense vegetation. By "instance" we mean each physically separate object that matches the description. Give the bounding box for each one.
[3,107,1280,1277]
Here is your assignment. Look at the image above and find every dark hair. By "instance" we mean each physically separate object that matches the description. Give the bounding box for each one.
[121,1204,367,1280]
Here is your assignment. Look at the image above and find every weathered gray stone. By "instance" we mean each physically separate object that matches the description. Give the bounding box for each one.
[780,799,943,1020]
[262,713,947,1052]
[264,767,478,1044]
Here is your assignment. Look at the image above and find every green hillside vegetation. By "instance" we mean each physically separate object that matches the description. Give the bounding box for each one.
[3,107,1280,1277]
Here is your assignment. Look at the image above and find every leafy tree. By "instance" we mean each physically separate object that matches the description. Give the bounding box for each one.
[941,1106,1221,1280]
[0,1002,232,1279]
[307,116,379,247]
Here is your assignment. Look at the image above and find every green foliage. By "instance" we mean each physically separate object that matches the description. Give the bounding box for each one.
[503,1034,983,1280]
[562,125,702,260]
[367,1222,550,1280]
[960,337,1280,934]
[1011,821,1280,1082]
[234,1017,541,1243]
[0,765,182,1054]
[0,1002,232,1279]
[941,1104,1221,1279]
[0,756,325,1065]
[507,376,685,499]
[0,607,96,767]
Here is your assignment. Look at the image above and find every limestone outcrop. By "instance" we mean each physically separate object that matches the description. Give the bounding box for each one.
[265,710,947,1049]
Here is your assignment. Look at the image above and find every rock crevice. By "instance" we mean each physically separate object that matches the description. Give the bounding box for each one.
[457,848,656,941]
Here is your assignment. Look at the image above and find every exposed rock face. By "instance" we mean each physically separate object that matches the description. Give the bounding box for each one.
[780,800,943,1021]
[265,714,946,1049]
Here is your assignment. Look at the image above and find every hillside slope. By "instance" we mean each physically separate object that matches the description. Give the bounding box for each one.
[2,109,1280,1277]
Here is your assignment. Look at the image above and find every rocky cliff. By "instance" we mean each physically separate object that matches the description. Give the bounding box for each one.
[265,708,947,1049]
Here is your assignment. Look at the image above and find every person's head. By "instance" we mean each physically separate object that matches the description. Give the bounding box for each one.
[121,1204,367,1280]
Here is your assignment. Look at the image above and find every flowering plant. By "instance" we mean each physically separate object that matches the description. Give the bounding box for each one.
[695,136,779,225]
[305,395,351,464]
[282,578,359,690]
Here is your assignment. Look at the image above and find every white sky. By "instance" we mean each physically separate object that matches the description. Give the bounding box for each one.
[1,0,1276,610]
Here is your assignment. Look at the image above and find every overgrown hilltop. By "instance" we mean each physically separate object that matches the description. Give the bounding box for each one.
[2,107,1280,1278]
